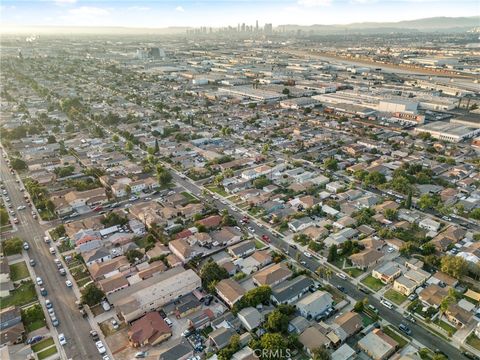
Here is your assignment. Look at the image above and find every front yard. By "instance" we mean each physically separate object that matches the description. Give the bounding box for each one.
[21,304,46,333]
[0,281,37,309]
[384,289,407,305]
[205,185,228,197]
[466,334,480,351]
[31,338,54,352]
[383,325,408,348]
[9,261,30,281]
[433,318,457,335]
[361,275,384,292]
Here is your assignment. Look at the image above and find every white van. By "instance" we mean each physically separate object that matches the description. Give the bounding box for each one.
[101,301,111,311]
[381,299,393,309]
[337,273,347,280]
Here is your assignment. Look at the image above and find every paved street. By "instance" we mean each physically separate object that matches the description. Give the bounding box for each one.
[0,153,99,360]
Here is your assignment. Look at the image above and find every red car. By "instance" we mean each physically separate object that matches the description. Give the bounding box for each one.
[92,206,103,212]
[261,235,270,243]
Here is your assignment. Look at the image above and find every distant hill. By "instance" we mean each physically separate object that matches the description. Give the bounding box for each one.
[278,16,480,33]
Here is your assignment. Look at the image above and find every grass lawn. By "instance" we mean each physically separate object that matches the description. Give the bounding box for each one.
[383,326,408,348]
[21,304,46,333]
[181,191,198,203]
[57,241,74,253]
[361,275,384,292]
[31,338,55,352]
[361,313,376,327]
[345,267,364,278]
[76,277,93,288]
[434,319,457,335]
[201,326,213,337]
[9,261,30,281]
[384,289,408,305]
[255,239,266,249]
[205,185,228,197]
[467,334,480,351]
[71,267,89,281]
[37,346,58,360]
[0,281,37,309]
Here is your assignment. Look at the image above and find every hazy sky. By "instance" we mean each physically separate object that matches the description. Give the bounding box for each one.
[0,0,478,28]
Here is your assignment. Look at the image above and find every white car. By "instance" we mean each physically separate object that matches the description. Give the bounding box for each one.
[58,333,67,346]
[387,247,394,253]
[336,273,347,280]
[17,205,26,210]
[36,277,43,286]
[96,341,106,354]
[111,319,119,329]
[303,251,312,258]
[49,247,56,255]
[247,227,255,233]
[65,280,73,288]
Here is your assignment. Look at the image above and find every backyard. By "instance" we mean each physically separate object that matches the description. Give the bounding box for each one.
[384,289,408,305]
[0,281,37,309]
[361,275,384,292]
[9,261,30,281]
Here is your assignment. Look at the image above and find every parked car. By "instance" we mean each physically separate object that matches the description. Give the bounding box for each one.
[36,277,43,286]
[65,280,73,288]
[40,287,47,296]
[336,272,347,280]
[90,330,99,341]
[27,335,43,345]
[29,259,36,266]
[398,323,412,335]
[23,242,30,250]
[45,300,53,309]
[51,317,59,327]
[164,317,173,327]
[96,341,106,354]
[111,319,119,329]
[134,352,147,359]
[58,333,67,346]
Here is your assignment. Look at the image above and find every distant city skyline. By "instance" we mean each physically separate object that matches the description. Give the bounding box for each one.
[0,0,478,29]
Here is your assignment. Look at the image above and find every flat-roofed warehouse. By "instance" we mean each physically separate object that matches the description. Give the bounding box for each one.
[415,121,480,143]
[107,267,201,322]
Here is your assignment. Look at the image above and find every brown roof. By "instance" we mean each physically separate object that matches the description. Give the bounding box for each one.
[349,249,383,268]
[197,215,222,228]
[251,250,272,265]
[98,273,129,293]
[89,256,129,280]
[252,263,292,286]
[334,311,363,336]
[138,261,167,280]
[215,279,245,305]
[128,312,171,345]
[169,238,192,259]
[419,284,448,306]
[446,304,472,325]
[299,327,330,351]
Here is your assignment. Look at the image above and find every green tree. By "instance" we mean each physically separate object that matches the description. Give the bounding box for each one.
[470,208,480,220]
[157,165,172,187]
[385,208,397,221]
[405,191,412,209]
[364,171,386,186]
[259,333,289,359]
[282,88,290,95]
[125,141,134,151]
[112,134,119,142]
[324,157,338,171]
[125,249,144,264]
[2,237,23,255]
[327,244,338,262]
[253,176,271,189]
[81,284,105,306]
[47,135,57,144]
[217,335,240,360]
[0,208,9,226]
[440,256,467,279]
[10,158,27,171]
[201,260,229,293]
[312,346,331,360]
[265,309,290,333]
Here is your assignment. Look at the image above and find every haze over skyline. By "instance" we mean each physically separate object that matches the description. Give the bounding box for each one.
[0,0,478,29]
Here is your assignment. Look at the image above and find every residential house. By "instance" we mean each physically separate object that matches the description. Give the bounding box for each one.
[270,275,313,305]
[228,241,255,259]
[128,312,172,347]
[288,217,316,233]
[187,309,215,330]
[209,327,237,350]
[0,258,13,297]
[83,247,112,267]
[0,307,24,345]
[358,329,398,360]
[252,263,292,287]
[330,311,363,343]
[98,273,129,295]
[331,344,356,360]
[419,218,441,233]
[296,291,334,320]
[393,276,417,296]
[211,227,242,247]
[419,284,449,309]
[168,238,197,263]
[299,326,331,356]
[237,307,263,331]
[348,249,383,270]
[215,279,246,308]
[157,339,194,360]
[64,187,107,208]
[445,304,473,327]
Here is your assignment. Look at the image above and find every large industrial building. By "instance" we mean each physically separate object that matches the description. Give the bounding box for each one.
[415,121,480,143]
